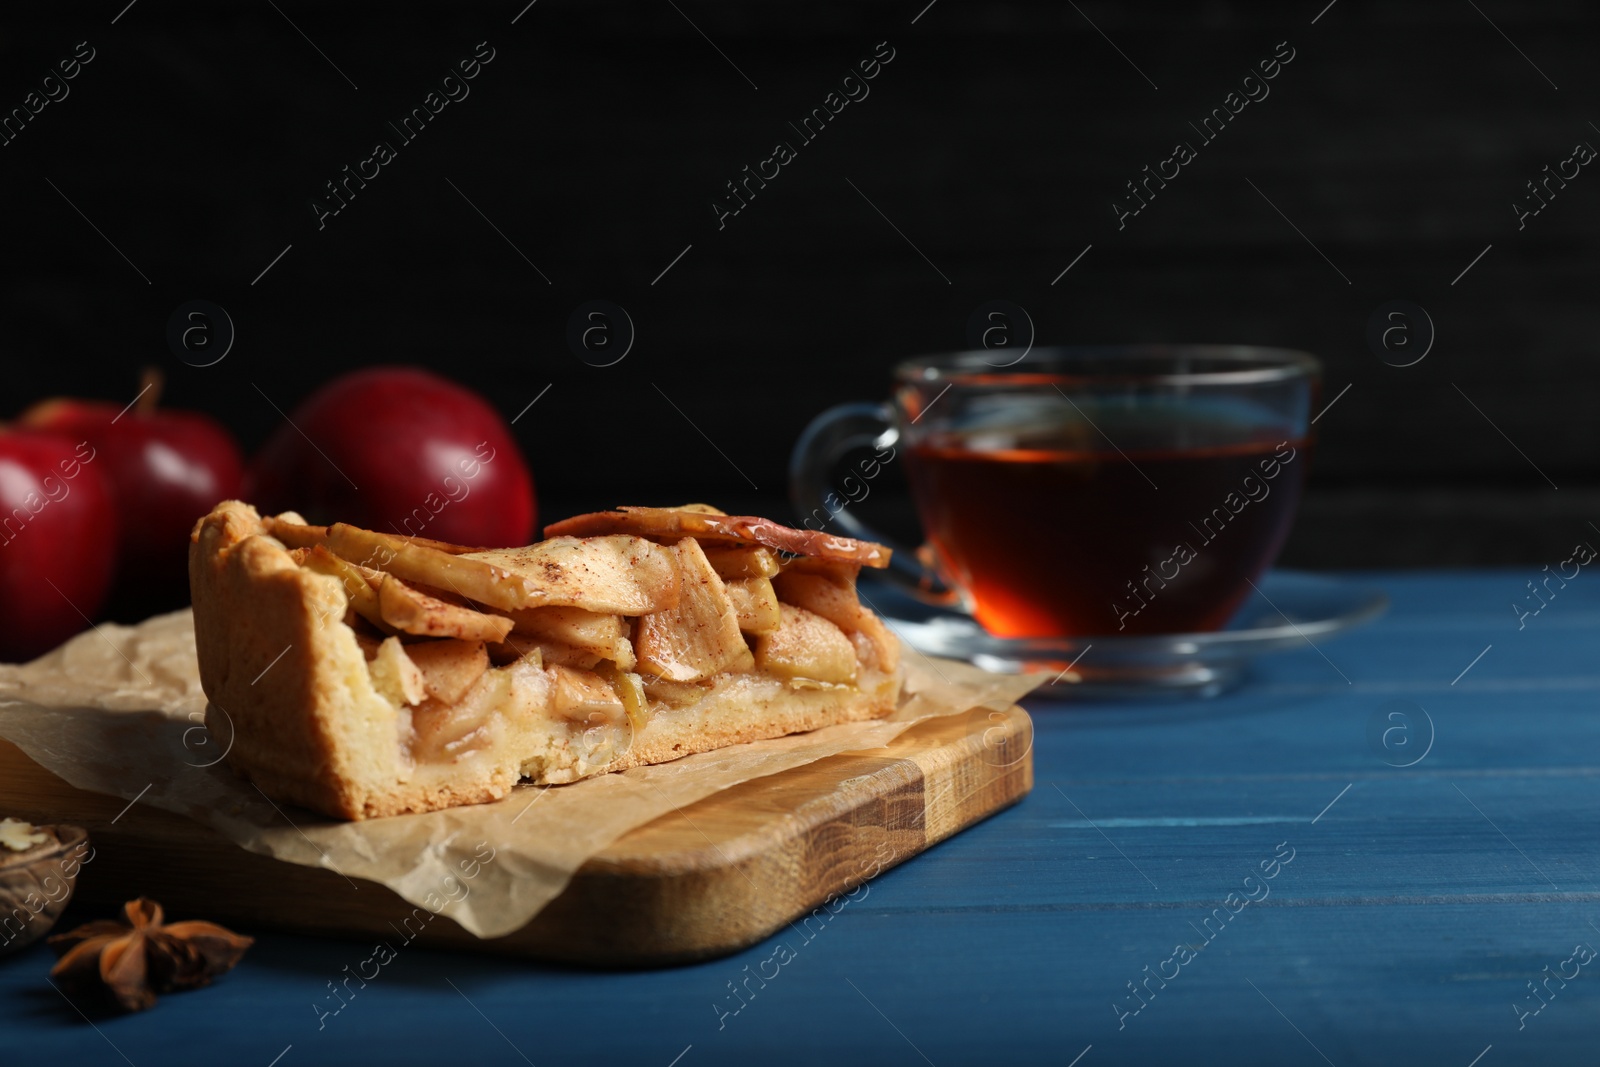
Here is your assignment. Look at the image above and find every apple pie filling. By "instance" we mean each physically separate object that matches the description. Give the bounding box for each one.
[263,509,900,779]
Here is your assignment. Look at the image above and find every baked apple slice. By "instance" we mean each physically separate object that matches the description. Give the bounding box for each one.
[544,507,892,569]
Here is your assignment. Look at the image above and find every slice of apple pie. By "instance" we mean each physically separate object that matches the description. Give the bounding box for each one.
[188,501,903,820]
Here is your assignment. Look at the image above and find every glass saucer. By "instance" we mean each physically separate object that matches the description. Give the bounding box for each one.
[858,570,1388,699]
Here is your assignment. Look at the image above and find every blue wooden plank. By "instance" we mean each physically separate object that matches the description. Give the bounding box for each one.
[4,572,1600,1066]
[6,900,1598,1066]
[862,774,1600,912]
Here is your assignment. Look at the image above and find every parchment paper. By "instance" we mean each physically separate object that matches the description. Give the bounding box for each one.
[0,611,1040,939]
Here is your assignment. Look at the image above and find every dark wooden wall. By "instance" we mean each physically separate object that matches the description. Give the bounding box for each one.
[3,1,1596,565]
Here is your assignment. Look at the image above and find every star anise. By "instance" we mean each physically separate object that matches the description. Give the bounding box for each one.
[47,897,253,1012]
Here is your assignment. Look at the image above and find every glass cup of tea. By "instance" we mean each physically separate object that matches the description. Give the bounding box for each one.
[790,346,1320,638]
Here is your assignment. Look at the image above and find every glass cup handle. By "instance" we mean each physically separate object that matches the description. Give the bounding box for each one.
[788,401,960,606]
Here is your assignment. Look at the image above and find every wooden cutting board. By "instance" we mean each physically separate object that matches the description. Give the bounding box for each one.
[0,706,1031,967]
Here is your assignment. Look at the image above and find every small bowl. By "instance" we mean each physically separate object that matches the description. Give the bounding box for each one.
[0,824,90,956]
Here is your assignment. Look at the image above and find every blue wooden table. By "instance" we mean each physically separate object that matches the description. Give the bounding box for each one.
[5,571,1598,1067]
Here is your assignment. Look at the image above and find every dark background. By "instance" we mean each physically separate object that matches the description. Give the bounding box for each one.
[4,0,1595,566]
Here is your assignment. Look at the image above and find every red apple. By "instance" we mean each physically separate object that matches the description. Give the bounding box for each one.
[245,367,536,546]
[21,373,245,618]
[0,430,119,661]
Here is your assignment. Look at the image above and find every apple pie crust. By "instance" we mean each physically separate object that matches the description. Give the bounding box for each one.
[188,501,903,820]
